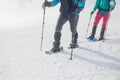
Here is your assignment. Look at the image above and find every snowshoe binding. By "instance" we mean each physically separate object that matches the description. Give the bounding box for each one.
[68,43,79,49]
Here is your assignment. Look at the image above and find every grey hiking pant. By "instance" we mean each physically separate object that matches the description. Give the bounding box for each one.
[55,14,79,34]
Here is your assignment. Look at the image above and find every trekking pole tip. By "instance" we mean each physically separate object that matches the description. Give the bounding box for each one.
[69,58,73,60]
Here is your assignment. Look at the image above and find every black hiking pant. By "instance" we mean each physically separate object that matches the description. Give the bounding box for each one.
[55,14,79,34]
[52,14,79,48]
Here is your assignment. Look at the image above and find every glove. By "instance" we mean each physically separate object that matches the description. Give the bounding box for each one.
[110,1,115,7]
[109,1,115,12]
[42,3,45,9]
[44,1,51,7]
[91,11,95,15]
[42,1,51,9]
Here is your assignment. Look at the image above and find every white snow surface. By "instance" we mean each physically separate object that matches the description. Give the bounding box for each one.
[0,0,120,80]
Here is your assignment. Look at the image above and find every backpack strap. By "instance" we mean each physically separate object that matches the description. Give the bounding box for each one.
[77,0,79,6]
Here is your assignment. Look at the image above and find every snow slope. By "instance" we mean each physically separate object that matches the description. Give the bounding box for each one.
[0,0,120,80]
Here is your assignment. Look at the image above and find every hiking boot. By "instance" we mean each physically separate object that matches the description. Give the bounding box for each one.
[99,37,104,40]
[89,26,97,39]
[71,33,78,43]
[51,32,61,52]
[99,27,105,40]
[50,47,60,53]
[88,33,95,40]
[70,33,78,48]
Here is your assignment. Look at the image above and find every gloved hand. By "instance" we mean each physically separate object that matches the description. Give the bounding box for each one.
[110,1,115,7]
[42,3,45,9]
[91,10,95,15]
[42,1,51,9]
[109,1,115,12]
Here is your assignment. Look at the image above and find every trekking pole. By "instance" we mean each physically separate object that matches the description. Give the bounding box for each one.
[40,0,47,51]
[70,47,74,60]
[85,13,93,37]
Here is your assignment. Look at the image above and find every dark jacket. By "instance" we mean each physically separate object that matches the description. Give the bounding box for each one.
[50,0,85,16]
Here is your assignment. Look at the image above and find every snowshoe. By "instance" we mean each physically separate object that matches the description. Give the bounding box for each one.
[45,47,63,54]
[87,37,97,41]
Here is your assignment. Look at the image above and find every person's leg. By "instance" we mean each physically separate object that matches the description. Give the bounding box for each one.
[102,14,110,27]
[99,27,106,40]
[89,13,102,39]
[69,15,79,48]
[99,14,110,40]
[51,14,68,52]
[89,25,97,39]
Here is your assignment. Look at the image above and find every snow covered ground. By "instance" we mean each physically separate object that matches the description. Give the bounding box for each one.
[0,0,120,80]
